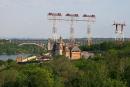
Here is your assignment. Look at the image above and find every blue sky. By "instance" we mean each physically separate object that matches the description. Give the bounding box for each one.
[0,0,129,39]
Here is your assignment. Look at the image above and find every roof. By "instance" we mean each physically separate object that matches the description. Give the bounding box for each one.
[71,46,81,52]
[65,47,70,52]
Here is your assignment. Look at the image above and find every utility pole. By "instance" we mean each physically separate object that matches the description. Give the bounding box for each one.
[113,21,126,43]
[48,13,62,42]
[83,14,96,46]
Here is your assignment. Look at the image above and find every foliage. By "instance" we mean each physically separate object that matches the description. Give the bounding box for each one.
[0,41,130,87]
[0,42,45,55]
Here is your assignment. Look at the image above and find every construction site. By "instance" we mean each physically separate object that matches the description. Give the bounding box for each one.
[47,12,126,60]
[13,12,128,63]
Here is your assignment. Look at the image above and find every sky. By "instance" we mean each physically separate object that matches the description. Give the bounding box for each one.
[0,0,130,39]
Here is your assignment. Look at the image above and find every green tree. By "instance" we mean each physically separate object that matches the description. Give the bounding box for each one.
[21,66,54,87]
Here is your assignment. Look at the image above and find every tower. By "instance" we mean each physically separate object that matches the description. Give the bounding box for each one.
[65,13,79,46]
[48,13,62,42]
[47,38,52,51]
[83,14,96,46]
[113,21,126,42]
[59,36,64,55]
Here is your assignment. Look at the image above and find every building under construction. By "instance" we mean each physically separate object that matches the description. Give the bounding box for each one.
[47,36,81,60]
[47,12,127,59]
[47,12,97,59]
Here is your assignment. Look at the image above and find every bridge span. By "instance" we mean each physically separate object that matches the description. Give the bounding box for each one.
[18,43,45,48]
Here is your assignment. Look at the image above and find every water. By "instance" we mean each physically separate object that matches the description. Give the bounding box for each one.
[0,54,31,61]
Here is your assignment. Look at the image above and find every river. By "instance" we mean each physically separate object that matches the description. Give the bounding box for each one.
[0,54,31,61]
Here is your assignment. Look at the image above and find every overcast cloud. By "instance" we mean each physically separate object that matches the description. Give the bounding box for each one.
[0,0,129,39]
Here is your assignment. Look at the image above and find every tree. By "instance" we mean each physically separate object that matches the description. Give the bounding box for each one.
[21,66,54,87]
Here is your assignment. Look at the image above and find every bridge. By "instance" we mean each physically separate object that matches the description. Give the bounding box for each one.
[18,43,45,48]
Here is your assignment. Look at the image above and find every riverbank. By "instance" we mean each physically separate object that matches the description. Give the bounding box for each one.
[0,54,31,61]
